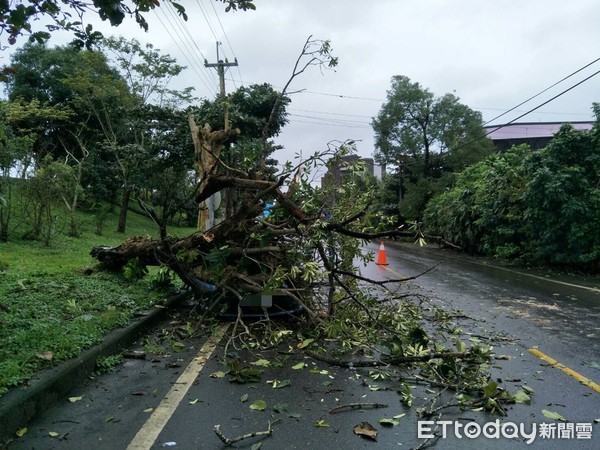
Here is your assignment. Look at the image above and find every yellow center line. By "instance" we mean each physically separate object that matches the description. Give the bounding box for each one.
[380,264,410,280]
[127,324,229,450]
[528,348,600,394]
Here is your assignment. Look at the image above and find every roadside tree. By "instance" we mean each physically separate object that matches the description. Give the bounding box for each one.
[372,75,493,221]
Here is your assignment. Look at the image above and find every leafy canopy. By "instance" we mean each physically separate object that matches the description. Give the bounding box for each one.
[0,0,255,49]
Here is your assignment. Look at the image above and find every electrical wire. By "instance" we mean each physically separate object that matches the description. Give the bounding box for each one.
[195,0,220,44]
[163,3,217,86]
[207,0,244,88]
[483,56,600,125]
[452,67,600,152]
[154,8,215,95]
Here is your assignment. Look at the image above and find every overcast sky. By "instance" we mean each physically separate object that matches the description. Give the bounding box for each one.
[5,0,600,169]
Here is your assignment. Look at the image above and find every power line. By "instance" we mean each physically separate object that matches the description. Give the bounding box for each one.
[288,113,370,126]
[288,118,372,129]
[484,56,600,125]
[453,67,600,152]
[289,108,373,119]
[163,4,217,86]
[195,0,220,44]
[155,8,213,92]
[207,0,244,88]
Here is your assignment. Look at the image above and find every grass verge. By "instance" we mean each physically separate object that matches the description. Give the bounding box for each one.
[0,205,196,397]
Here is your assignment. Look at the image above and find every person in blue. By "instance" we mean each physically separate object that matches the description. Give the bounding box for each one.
[263,201,274,218]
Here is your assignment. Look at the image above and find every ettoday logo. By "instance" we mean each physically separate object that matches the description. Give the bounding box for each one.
[417,420,593,444]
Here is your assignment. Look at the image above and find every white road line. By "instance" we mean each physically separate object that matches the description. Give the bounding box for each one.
[126,324,229,450]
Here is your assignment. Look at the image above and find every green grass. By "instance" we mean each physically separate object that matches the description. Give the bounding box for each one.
[0,202,196,396]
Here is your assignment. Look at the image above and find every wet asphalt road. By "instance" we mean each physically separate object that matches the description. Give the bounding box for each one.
[6,243,600,449]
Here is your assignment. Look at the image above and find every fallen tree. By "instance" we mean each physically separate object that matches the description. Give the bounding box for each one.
[90,39,527,447]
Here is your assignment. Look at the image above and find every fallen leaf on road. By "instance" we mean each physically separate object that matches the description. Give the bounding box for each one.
[210,371,227,378]
[514,390,531,404]
[298,338,314,349]
[291,362,305,370]
[16,428,27,437]
[49,431,59,437]
[189,398,199,405]
[251,359,271,367]
[143,407,153,413]
[270,379,291,389]
[240,393,249,403]
[250,400,267,411]
[273,403,288,413]
[379,418,400,427]
[354,422,378,440]
[542,409,566,422]
[520,385,535,394]
[68,396,83,403]
[314,420,330,428]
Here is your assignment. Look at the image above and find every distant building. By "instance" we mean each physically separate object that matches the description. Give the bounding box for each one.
[321,155,385,188]
[483,121,594,151]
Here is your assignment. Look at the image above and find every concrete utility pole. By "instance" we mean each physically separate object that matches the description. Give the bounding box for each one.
[204,41,238,97]
[200,42,239,230]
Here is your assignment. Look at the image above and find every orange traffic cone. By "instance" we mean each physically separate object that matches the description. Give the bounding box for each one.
[376,241,388,265]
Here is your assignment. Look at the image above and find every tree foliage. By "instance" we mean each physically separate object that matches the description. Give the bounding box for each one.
[0,0,255,49]
[424,110,600,272]
[372,75,493,221]
[3,39,198,237]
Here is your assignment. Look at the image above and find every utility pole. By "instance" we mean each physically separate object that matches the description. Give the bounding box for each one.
[204,41,238,98]
[201,42,239,229]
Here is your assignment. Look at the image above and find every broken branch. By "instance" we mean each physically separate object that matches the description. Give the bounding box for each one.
[213,420,278,446]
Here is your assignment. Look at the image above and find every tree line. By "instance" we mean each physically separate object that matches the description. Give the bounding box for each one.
[372,76,599,273]
[0,38,287,244]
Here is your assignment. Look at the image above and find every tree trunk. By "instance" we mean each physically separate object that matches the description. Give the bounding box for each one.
[117,188,131,233]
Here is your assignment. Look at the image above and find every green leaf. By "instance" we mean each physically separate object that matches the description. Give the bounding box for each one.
[483,380,498,398]
[210,371,227,378]
[273,403,288,413]
[251,359,270,367]
[379,418,400,427]
[454,339,467,353]
[314,420,330,428]
[291,362,305,370]
[520,385,535,395]
[250,400,267,411]
[298,338,314,349]
[240,393,249,403]
[271,379,291,389]
[542,409,566,422]
[513,390,531,404]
